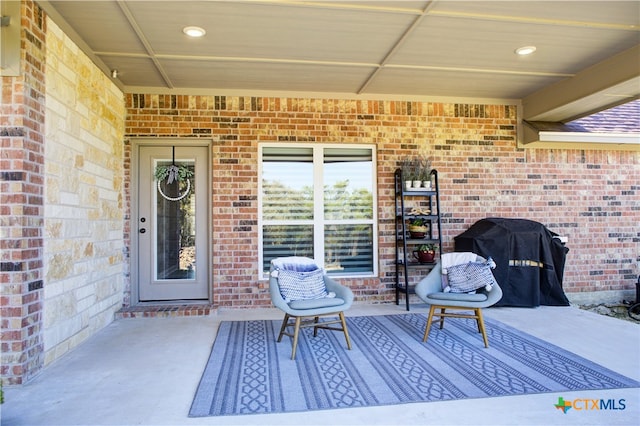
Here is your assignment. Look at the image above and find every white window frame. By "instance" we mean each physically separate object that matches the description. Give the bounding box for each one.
[258,143,378,278]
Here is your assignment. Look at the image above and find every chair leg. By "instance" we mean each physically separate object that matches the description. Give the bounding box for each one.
[339,311,352,350]
[476,308,489,348]
[277,313,290,342]
[423,305,436,342]
[280,311,352,359]
[291,316,302,360]
[313,316,320,337]
[423,305,489,347]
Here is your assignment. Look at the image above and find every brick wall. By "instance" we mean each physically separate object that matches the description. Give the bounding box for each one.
[125,95,639,307]
[42,18,125,365]
[0,1,46,385]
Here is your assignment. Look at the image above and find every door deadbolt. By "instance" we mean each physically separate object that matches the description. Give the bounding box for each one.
[139,228,146,234]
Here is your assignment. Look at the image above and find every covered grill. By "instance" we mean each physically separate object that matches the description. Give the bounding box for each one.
[454,218,570,307]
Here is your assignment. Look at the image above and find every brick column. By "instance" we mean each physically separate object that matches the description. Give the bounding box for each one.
[0,0,45,385]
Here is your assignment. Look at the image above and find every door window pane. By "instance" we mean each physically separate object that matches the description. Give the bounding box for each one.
[156,161,196,280]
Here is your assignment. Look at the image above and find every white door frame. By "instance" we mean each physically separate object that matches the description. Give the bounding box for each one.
[130,138,212,304]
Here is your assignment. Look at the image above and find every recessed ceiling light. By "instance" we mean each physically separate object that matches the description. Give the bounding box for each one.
[183,26,206,38]
[515,46,536,56]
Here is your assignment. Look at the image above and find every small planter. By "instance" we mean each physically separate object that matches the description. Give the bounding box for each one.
[408,225,427,239]
[413,250,435,263]
[413,244,436,263]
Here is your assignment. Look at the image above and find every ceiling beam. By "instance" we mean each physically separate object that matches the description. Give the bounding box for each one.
[116,0,174,89]
[522,44,640,122]
[357,1,436,94]
[430,10,640,31]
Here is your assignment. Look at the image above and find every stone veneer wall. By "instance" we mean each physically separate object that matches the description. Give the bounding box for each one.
[1,1,125,385]
[42,19,125,365]
[124,95,639,308]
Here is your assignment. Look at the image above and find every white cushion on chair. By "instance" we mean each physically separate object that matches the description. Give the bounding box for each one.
[441,252,477,274]
[428,292,488,302]
[271,256,319,273]
[289,297,345,310]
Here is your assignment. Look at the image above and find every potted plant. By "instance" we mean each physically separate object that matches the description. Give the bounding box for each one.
[407,217,428,238]
[419,156,432,189]
[401,157,417,190]
[400,155,433,190]
[413,243,436,263]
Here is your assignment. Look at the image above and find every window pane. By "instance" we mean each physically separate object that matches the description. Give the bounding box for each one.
[260,145,376,277]
[262,147,314,220]
[324,148,373,220]
[324,224,373,274]
[262,225,314,272]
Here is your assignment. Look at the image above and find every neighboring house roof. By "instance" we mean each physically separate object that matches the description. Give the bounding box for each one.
[569,99,640,133]
[523,99,640,145]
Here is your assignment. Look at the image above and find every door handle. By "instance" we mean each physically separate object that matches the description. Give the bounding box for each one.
[139,228,146,234]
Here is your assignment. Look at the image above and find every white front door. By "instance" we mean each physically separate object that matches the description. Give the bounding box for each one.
[137,144,209,301]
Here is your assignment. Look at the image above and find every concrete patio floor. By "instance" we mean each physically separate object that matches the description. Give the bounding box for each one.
[1,303,639,425]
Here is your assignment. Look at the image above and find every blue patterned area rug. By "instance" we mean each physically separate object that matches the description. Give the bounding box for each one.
[189,314,639,417]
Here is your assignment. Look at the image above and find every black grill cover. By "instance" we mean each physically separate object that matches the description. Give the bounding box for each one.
[454,218,570,307]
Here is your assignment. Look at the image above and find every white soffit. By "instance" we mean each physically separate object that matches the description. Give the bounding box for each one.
[537,132,640,144]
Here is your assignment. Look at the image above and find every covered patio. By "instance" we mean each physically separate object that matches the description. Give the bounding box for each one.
[1,2,638,415]
[2,303,638,425]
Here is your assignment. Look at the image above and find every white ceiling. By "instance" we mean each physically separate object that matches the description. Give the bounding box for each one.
[40,0,640,119]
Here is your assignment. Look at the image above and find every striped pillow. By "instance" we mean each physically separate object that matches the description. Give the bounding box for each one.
[277,268,328,302]
[447,257,497,293]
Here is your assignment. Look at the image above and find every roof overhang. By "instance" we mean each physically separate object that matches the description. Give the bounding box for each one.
[522,45,640,123]
[522,120,640,149]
